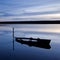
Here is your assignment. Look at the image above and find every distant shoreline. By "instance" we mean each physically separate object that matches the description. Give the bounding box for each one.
[0,20,60,24]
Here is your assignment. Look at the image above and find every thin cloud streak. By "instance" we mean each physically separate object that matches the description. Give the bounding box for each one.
[1,3,60,15]
[0,13,60,21]
[0,0,60,21]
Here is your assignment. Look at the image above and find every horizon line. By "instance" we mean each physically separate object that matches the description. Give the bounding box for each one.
[0,20,60,24]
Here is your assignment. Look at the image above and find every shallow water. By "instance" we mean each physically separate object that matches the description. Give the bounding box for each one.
[0,24,60,60]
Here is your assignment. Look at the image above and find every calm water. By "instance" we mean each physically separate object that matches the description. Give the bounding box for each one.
[0,24,60,60]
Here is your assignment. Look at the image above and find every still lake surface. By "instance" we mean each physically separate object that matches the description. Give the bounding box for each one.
[0,24,60,60]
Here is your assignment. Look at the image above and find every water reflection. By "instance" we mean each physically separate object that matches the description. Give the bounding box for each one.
[0,25,60,60]
[12,28,14,51]
[16,37,51,49]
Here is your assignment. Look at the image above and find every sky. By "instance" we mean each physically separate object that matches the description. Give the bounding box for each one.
[0,0,60,21]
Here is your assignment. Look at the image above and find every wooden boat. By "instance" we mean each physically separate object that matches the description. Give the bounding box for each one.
[16,37,51,44]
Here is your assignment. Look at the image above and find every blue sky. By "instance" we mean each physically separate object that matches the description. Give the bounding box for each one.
[0,0,60,21]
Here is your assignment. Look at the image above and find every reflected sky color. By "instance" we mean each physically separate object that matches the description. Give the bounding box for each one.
[0,0,60,21]
[0,24,60,33]
[0,24,60,43]
[0,24,60,60]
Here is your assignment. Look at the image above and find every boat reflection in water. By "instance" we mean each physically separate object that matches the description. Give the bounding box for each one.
[16,37,51,49]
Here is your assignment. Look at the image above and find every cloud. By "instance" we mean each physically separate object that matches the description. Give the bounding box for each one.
[2,3,60,16]
[0,13,60,21]
[0,13,4,16]
[0,0,60,21]
[24,4,60,13]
